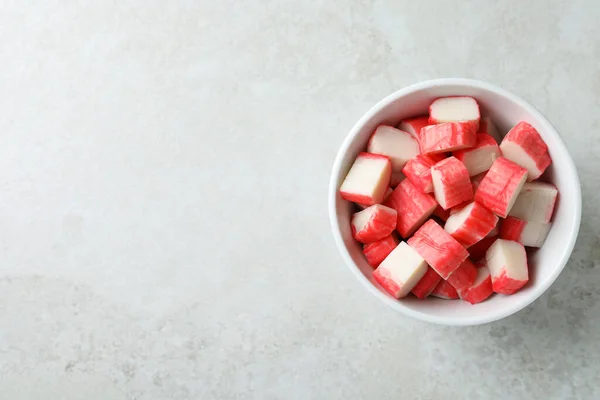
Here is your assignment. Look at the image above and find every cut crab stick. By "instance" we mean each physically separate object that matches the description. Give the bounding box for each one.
[500,121,551,181]
[486,239,529,295]
[384,179,437,238]
[508,182,558,223]
[428,97,481,131]
[500,216,551,248]
[340,152,391,206]
[431,156,473,210]
[408,220,469,279]
[453,133,501,176]
[444,201,499,247]
[474,157,528,218]
[373,242,428,298]
[419,123,477,154]
[351,204,397,244]
[368,125,420,171]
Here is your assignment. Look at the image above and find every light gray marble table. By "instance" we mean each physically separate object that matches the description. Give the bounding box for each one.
[0,1,598,399]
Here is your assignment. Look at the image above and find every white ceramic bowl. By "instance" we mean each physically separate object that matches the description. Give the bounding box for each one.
[329,78,582,326]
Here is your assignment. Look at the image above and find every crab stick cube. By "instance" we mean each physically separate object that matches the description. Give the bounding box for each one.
[373,242,428,298]
[384,179,437,238]
[340,152,391,206]
[367,125,420,171]
[408,220,469,279]
[474,157,528,217]
[444,201,498,247]
[499,121,551,181]
[428,97,480,131]
[486,239,529,295]
[431,156,473,210]
[351,204,397,244]
[419,123,477,154]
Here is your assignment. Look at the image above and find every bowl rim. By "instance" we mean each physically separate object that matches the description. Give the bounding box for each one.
[328,78,582,326]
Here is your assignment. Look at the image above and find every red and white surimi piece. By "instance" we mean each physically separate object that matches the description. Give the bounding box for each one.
[444,201,499,247]
[373,242,428,298]
[508,182,558,223]
[500,121,551,181]
[357,187,393,210]
[351,204,397,244]
[478,116,503,143]
[459,264,493,304]
[486,239,529,295]
[431,156,473,210]
[453,133,501,176]
[419,123,477,154]
[363,235,400,267]
[411,267,442,299]
[500,216,551,248]
[408,220,469,279]
[431,279,459,299]
[384,179,438,238]
[428,97,481,131]
[446,259,477,292]
[397,116,429,139]
[367,125,420,171]
[402,153,446,193]
[474,157,528,218]
[340,152,391,206]
[468,235,497,261]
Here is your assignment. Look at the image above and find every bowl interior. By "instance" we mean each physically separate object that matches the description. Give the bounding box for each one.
[330,80,581,325]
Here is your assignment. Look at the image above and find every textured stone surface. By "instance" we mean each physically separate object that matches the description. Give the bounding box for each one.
[0,0,599,398]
